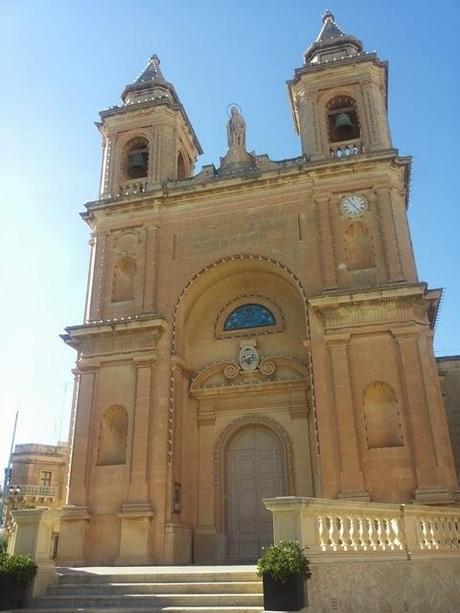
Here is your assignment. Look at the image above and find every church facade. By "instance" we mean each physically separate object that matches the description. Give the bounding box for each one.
[57,13,459,566]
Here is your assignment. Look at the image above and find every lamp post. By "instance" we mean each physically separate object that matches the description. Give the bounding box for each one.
[8,485,21,511]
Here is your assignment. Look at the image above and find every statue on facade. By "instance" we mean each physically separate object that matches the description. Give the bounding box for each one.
[227,105,246,150]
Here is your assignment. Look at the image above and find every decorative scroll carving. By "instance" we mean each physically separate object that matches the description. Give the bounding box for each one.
[190,356,309,398]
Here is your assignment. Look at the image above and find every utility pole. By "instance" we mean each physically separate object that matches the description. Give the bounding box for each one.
[1,411,19,528]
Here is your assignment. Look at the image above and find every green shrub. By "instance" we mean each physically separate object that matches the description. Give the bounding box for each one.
[256,540,311,583]
[0,551,37,585]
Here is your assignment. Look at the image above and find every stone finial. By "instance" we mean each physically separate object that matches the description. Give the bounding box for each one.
[322,10,335,23]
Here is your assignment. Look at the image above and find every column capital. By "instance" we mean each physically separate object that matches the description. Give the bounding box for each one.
[132,351,158,367]
[325,333,351,347]
[76,359,101,373]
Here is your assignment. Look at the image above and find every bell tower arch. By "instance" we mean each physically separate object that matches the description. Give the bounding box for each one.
[98,55,202,197]
[288,11,391,161]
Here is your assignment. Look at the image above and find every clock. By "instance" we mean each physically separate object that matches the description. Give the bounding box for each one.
[239,346,260,371]
[340,193,368,218]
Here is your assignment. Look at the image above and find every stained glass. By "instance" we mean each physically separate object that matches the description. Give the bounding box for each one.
[224,303,276,331]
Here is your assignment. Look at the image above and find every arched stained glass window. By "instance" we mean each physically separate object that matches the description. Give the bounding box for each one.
[224,303,276,331]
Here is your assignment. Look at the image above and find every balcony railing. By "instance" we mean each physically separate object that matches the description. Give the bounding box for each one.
[19,485,57,497]
[330,140,363,159]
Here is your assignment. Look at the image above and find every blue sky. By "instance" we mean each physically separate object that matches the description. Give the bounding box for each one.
[1,1,459,474]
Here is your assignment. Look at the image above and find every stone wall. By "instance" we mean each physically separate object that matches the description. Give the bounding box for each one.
[438,356,460,482]
[308,558,460,613]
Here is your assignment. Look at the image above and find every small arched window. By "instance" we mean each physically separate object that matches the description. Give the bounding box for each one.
[363,382,403,449]
[177,151,188,180]
[112,257,136,302]
[326,96,361,144]
[124,137,149,179]
[344,222,375,270]
[224,303,276,331]
[97,405,128,466]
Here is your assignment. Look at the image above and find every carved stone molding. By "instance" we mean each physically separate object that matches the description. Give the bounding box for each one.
[190,356,309,399]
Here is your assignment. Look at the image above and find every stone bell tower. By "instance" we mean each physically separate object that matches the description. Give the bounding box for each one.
[289,12,458,505]
[289,10,391,161]
[98,55,202,197]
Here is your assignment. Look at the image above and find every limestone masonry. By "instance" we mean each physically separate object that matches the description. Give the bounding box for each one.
[55,12,460,566]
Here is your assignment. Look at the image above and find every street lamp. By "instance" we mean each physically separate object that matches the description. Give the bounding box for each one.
[8,485,21,510]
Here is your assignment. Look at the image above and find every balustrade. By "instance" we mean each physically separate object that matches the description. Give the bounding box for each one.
[264,497,460,561]
[330,140,363,159]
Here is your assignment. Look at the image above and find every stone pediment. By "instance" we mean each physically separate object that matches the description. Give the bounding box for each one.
[189,356,309,398]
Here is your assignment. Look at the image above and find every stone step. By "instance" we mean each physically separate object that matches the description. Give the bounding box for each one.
[25,608,264,613]
[56,568,259,585]
[48,580,263,595]
[32,592,263,609]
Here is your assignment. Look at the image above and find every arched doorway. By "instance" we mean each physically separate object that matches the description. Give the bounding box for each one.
[225,425,287,562]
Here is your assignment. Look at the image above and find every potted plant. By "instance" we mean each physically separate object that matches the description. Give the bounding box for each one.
[256,540,311,611]
[0,551,37,610]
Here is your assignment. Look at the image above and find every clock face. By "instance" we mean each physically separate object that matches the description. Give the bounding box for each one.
[340,194,368,218]
[239,346,260,371]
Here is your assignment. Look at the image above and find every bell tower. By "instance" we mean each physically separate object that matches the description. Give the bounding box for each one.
[289,11,391,161]
[98,55,202,197]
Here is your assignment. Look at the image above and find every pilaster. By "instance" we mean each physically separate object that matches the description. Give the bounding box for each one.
[316,194,338,290]
[67,364,99,507]
[87,232,108,321]
[326,334,369,500]
[142,223,160,312]
[393,329,441,497]
[376,188,404,283]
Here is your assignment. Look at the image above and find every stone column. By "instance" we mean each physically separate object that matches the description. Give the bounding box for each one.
[116,354,156,565]
[327,336,368,499]
[316,195,338,290]
[376,188,404,283]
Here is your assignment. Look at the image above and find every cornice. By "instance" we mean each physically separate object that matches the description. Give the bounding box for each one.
[62,314,167,349]
[308,283,429,312]
[81,150,410,224]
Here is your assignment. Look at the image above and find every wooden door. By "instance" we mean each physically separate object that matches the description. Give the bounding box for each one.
[226,425,286,562]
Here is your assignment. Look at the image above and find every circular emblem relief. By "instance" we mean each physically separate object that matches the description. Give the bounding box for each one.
[239,346,260,371]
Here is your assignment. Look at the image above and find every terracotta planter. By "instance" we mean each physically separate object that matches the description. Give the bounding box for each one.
[262,573,306,611]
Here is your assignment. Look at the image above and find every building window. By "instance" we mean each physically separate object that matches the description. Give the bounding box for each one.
[224,304,276,331]
[124,137,149,180]
[177,151,188,180]
[326,95,361,144]
[41,471,52,486]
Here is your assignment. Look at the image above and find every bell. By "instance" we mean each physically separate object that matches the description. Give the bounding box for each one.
[334,113,353,129]
[127,151,148,179]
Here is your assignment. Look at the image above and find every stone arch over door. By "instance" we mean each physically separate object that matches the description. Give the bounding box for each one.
[214,415,294,562]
